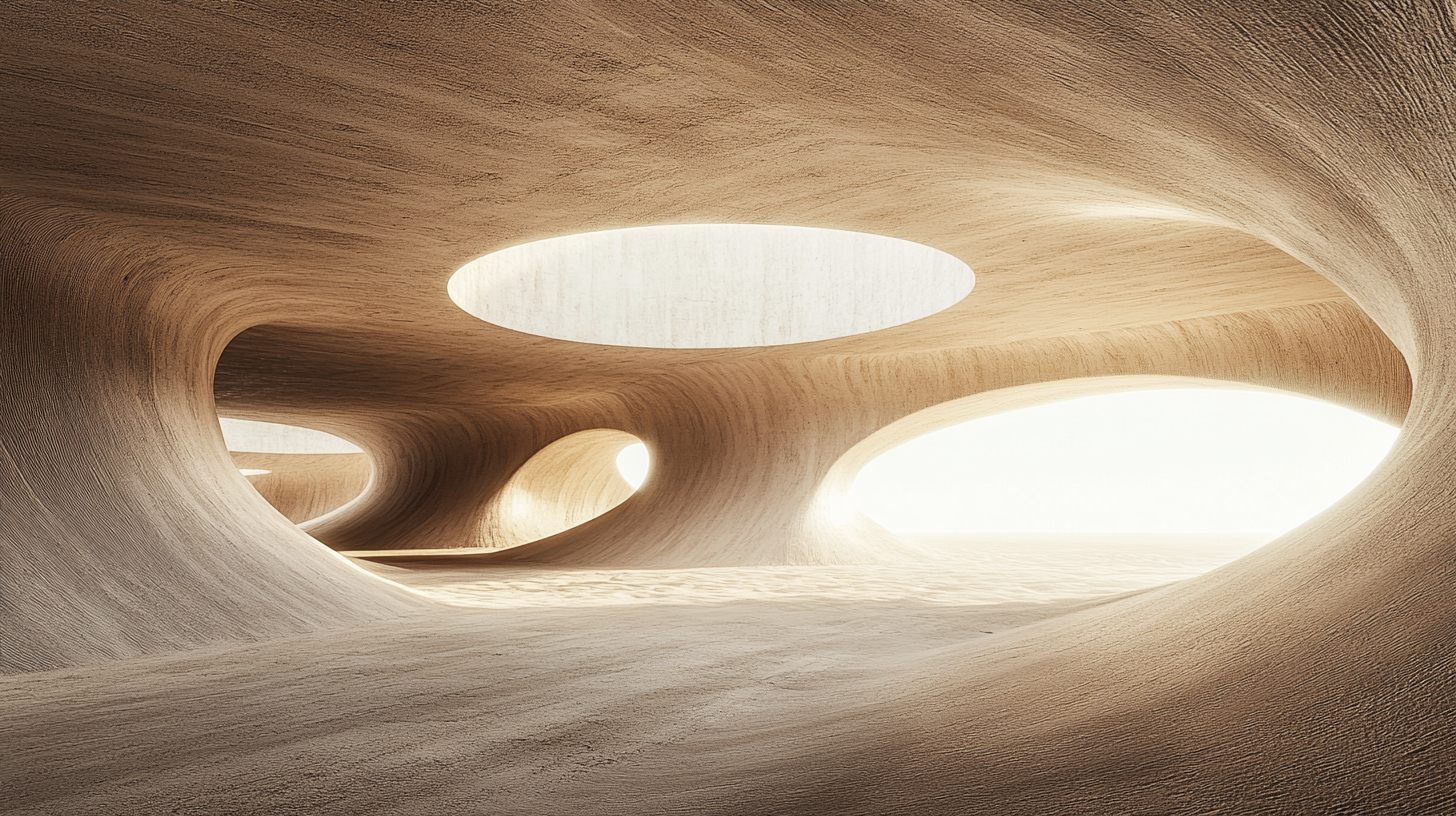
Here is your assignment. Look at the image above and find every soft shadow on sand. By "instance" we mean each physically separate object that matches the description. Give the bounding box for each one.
[1,535,1268,815]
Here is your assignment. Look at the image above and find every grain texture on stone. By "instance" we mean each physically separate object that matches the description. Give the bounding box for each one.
[2,2,1451,813]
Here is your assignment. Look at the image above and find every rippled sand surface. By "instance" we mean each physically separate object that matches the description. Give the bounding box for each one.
[364,534,1268,608]
[9,534,1272,816]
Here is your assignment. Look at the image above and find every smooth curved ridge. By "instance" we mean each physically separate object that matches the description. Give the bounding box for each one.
[3,2,1452,813]
[0,204,422,674]
[231,451,371,525]
[479,428,641,549]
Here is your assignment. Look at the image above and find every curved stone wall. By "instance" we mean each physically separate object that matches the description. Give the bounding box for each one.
[3,2,1452,812]
[478,428,642,550]
[231,451,372,525]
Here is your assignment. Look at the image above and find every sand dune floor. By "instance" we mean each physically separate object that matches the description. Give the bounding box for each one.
[368,534,1265,609]
[3,536,1262,815]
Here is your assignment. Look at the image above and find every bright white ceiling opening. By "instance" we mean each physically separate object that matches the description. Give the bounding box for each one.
[448,224,974,348]
[852,389,1399,539]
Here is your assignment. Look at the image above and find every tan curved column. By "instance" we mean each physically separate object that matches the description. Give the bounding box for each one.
[0,204,420,673]
[299,414,529,551]
[293,407,645,552]
[230,451,371,525]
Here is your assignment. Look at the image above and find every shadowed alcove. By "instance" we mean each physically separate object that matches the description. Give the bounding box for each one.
[222,417,372,525]
[478,428,645,551]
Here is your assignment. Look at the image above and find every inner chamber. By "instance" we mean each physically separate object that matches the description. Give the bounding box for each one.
[478,429,647,550]
[221,418,371,525]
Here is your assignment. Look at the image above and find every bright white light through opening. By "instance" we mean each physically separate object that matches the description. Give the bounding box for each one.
[219,418,362,454]
[852,389,1398,537]
[616,443,649,489]
[448,224,974,348]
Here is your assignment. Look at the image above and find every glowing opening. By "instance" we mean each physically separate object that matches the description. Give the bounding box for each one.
[448,224,974,348]
[219,418,361,453]
[487,429,644,548]
[220,419,369,525]
[616,443,649,489]
[852,389,1398,538]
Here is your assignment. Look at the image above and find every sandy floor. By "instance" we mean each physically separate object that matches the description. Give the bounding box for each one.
[2,535,1263,815]
[368,534,1266,609]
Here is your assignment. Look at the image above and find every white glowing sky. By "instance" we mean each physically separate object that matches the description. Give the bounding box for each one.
[219,418,361,454]
[850,389,1399,535]
[617,443,650,489]
[449,225,973,348]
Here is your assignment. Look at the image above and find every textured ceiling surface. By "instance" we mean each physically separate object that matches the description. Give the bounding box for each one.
[2,2,1452,813]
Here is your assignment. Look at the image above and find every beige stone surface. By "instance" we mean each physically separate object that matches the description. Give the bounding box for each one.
[2,2,1451,813]
[230,451,371,526]
[477,428,640,549]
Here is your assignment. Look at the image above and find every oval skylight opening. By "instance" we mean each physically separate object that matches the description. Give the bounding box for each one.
[448,224,974,348]
[852,389,1399,541]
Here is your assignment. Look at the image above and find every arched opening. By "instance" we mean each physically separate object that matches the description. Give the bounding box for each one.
[220,418,371,524]
[482,429,647,549]
[839,382,1398,588]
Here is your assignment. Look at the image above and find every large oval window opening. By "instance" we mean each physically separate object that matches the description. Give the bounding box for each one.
[220,418,370,525]
[852,389,1399,569]
[448,224,974,348]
